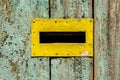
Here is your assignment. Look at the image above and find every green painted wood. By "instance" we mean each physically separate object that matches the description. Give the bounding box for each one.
[2,0,120,80]
[0,0,49,80]
[114,0,120,80]
[94,0,109,79]
[95,0,120,80]
[116,1,120,79]
[50,0,93,80]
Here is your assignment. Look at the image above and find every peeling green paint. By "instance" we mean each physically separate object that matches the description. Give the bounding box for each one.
[50,0,93,80]
[0,0,49,80]
[1,0,119,80]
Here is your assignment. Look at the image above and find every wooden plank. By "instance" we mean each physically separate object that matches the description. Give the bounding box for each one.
[116,1,120,79]
[108,1,118,79]
[95,0,120,80]
[51,58,75,80]
[0,0,49,80]
[50,0,93,80]
[94,0,109,79]
[94,0,109,80]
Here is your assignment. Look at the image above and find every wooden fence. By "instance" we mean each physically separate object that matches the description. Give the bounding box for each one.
[0,0,120,80]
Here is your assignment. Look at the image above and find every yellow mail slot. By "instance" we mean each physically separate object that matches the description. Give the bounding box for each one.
[31,18,93,57]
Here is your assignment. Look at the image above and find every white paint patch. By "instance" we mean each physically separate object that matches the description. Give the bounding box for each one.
[81,50,89,56]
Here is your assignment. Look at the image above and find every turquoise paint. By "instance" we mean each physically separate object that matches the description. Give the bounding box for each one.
[0,0,49,80]
[0,0,93,80]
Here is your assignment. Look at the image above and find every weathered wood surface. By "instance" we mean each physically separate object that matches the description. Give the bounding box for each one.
[1,0,120,80]
[0,0,49,80]
[50,0,93,80]
[95,0,120,80]
[0,0,93,80]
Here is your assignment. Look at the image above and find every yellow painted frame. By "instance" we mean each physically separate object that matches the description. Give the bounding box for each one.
[31,18,93,57]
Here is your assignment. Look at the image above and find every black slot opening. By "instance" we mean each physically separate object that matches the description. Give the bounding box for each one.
[40,32,86,43]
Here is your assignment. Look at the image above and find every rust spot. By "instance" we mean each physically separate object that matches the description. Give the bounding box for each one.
[33,20,35,23]
[55,53,58,55]
[0,31,8,42]
[1,0,12,21]
[9,61,19,74]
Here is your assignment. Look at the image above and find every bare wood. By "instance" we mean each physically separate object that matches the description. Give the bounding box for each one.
[50,0,93,80]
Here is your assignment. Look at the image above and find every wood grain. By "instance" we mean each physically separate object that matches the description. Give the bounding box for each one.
[50,0,93,80]
[0,0,49,80]
[1,0,120,80]
[116,1,120,79]
[94,0,120,80]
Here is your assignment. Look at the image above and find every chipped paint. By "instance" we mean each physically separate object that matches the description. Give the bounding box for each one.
[50,0,93,80]
[0,0,120,80]
[0,0,49,80]
[95,0,120,80]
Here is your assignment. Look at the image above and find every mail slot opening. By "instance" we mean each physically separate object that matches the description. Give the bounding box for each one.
[40,32,86,43]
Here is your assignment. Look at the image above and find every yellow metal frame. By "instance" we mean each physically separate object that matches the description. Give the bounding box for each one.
[31,18,93,57]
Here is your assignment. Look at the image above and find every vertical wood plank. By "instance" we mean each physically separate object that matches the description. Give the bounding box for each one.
[0,0,49,80]
[51,58,75,80]
[116,1,120,79]
[95,0,120,80]
[108,1,117,79]
[94,0,109,79]
[50,0,93,80]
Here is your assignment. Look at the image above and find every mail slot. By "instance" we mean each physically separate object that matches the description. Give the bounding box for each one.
[40,32,86,43]
[31,19,93,57]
